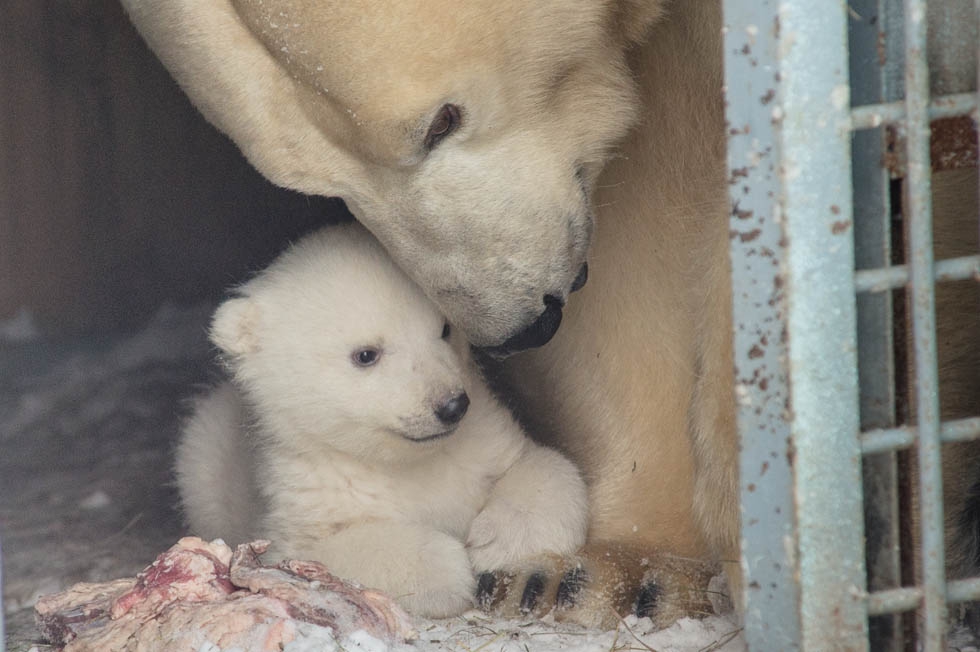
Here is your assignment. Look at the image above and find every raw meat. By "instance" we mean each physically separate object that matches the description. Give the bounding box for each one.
[34,537,417,651]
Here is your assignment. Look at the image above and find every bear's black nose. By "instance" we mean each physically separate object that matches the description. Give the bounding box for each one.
[435,392,470,425]
[490,294,564,355]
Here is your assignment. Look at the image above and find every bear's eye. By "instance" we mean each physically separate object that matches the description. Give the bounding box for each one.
[424,104,461,150]
[441,322,451,340]
[352,348,380,367]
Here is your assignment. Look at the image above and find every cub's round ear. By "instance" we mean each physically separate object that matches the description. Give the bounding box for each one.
[210,297,260,357]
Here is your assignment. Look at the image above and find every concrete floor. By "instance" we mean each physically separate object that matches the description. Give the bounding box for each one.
[1,304,214,651]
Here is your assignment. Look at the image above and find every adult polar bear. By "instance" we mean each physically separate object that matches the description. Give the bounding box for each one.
[123,0,736,625]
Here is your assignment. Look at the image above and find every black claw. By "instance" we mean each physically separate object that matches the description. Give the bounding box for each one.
[519,572,547,614]
[634,582,662,619]
[555,566,588,609]
[476,572,497,610]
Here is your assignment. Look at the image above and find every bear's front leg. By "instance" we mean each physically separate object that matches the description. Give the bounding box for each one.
[466,441,588,572]
[289,521,476,618]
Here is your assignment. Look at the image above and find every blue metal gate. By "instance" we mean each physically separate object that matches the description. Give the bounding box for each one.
[724,0,980,649]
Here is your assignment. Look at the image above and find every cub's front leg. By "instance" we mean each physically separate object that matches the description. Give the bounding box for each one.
[275,521,476,618]
[466,441,588,572]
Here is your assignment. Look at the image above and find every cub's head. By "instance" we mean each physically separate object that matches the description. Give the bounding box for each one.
[122,0,665,351]
[211,224,473,463]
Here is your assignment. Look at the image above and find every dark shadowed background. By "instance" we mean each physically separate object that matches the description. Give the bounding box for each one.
[0,0,352,338]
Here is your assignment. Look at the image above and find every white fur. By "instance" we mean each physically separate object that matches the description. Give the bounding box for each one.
[117,0,655,346]
[177,223,588,618]
[126,0,980,626]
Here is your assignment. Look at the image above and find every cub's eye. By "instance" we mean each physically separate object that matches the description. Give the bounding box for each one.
[352,348,380,367]
[424,104,461,150]
[441,322,451,340]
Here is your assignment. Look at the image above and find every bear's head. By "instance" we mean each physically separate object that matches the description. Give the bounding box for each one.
[121,0,666,351]
[211,223,473,464]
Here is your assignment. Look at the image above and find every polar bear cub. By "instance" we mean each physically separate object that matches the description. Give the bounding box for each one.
[176,223,588,618]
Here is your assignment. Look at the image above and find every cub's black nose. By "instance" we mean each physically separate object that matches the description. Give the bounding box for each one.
[435,392,470,425]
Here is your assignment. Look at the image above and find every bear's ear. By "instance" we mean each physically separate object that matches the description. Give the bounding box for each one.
[210,297,260,357]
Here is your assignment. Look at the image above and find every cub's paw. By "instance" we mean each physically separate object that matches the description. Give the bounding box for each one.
[475,542,721,630]
[389,533,477,619]
[465,444,588,571]
[466,495,586,572]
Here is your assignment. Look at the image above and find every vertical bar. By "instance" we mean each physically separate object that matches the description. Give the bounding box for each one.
[849,5,897,414]
[848,3,902,649]
[780,0,868,642]
[724,0,801,647]
[725,0,869,648]
[902,0,946,649]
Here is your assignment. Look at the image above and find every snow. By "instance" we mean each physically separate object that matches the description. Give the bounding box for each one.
[409,612,743,652]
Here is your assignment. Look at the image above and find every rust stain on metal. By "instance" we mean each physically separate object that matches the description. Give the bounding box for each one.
[760,89,775,105]
[885,117,978,178]
[883,125,905,178]
[749,344,765,359]
[832,220,852,235]
[730,167,750,183]
[732,201,754,219]
[930,116,978,172]
[739,228,763,243]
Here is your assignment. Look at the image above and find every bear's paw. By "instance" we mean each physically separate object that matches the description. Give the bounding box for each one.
[474,542,723,630]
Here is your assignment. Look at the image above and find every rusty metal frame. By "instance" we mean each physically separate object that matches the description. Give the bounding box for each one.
[724,0,868,648]
[725,0,980,649]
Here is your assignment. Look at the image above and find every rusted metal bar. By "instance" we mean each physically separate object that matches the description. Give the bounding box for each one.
[728,0,979,646]
[854,254,980,293]
[868,577,980,617]
[860,416,980,455]
[851,92,979,129]
[901,0,947,648]
[723,0,802,645]
[868,586,923,616]
[849,2,902,647]
[947,577,980,604]
[724,0,869,648]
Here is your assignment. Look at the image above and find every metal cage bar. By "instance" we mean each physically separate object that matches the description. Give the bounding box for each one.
[860,416,980,455]
[850,92,979,129]
[901,1,948,648]
[724,2,802,643]
[848,3,902,646]
[727,0,980,648]
[854,255,980,293]
[724,0,869,648]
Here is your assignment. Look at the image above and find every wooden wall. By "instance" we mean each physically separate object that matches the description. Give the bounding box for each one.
[0,0,349,337]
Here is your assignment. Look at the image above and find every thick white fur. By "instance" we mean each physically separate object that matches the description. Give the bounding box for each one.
[127,0,978,625]
[117,0,656,346]
[120,0,763,618]
[176,223,588,618]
